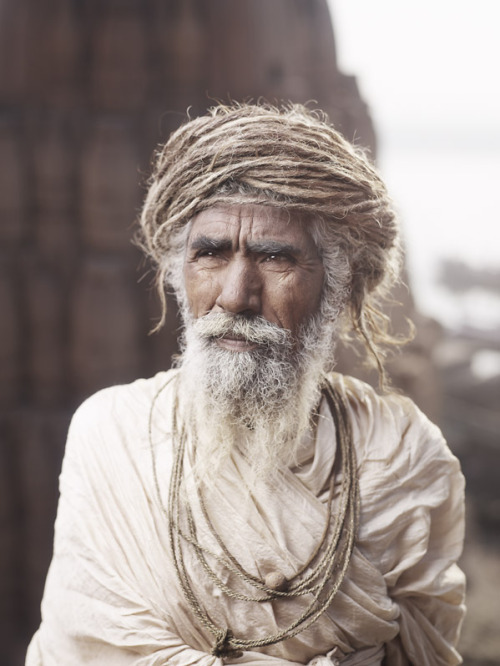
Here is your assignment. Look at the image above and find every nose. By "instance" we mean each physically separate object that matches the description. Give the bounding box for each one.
[214,257,261,316]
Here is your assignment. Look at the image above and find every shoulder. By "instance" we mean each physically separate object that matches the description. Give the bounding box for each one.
[329,371,429,430]
[63,369,180,476]
[327,372,463,518]
[328,372,454,467]
[329,372,465,523]
[69,369,180,436]
[328,374,465,579]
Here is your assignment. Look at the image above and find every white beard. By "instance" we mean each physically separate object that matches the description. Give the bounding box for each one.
[177,311,339,487]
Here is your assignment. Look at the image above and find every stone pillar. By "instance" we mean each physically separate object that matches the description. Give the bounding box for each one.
[0,2,424,662]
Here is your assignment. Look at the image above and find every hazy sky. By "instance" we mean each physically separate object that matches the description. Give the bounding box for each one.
[327,0,500,328]
[328,0,500,133]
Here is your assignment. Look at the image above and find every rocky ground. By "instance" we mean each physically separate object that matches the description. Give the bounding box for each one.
[459,512,500,665]
[439,331,500,666]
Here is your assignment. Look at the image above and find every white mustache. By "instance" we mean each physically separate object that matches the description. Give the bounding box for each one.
[192,312,291,347]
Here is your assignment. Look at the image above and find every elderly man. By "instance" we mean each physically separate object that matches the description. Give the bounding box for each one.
[27,104,465,665]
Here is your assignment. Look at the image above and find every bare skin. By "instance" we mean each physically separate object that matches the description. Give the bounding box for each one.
[184,204,325,350]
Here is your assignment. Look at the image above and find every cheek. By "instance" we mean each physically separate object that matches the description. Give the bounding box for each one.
[289,292,321,328]
[298,283,324,326]
[267,273,323,330]
[184,266,218,315]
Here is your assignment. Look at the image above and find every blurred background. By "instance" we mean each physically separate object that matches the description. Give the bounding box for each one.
[0,0,498,664]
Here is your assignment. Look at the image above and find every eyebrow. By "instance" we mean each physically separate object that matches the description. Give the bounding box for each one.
[189,235,233,252]
[245,239,301,256]
[189,234,302,256]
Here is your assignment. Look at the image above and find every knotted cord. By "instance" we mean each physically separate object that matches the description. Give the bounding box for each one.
[150,375,359,658]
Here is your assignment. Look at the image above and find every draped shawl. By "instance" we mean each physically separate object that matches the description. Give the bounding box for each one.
[27,371,465,665]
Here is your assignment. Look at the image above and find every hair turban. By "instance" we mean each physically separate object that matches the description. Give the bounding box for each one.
[138,102,405,379]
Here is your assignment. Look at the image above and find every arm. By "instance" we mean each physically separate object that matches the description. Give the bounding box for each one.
[384,460,466,666]
[379,400,466,665]
[26,389,304,666]
[26,394,225,666]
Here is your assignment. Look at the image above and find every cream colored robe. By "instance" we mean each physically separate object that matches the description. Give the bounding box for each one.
[26,371,466,665]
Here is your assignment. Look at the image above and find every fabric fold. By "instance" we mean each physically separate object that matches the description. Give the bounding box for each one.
[27,371,465,665]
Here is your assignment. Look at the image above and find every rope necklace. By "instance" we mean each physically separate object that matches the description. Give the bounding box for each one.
[150,375,359,659]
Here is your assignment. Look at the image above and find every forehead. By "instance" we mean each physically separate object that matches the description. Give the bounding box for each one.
[188,204,317,249]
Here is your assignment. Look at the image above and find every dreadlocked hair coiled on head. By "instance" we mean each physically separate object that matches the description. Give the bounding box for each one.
[137,101,409,389]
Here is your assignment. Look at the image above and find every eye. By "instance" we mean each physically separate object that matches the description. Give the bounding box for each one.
[193,246,224,259]
[263,252,294,264]
[191,247,226,266]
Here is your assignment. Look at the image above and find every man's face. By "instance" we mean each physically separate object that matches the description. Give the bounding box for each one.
[183,204,325,342]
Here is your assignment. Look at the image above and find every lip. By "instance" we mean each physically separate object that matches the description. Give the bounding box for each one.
[216,336,258,352]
